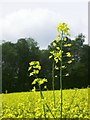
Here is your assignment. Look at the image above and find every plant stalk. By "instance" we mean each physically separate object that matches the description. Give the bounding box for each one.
[39,85,55,119]
[39,85,46,120]
[52,60,56,108]
[60,31,63,119]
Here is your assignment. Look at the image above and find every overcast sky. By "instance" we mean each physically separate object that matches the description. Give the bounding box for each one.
[0,0,88,49]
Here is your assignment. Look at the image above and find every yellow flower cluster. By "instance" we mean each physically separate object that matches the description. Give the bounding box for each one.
[49,50,63,63]
[28,61,41,76]
[32,78,48,86]
[57,23,69,34]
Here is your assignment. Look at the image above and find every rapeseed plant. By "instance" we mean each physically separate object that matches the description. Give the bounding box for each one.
[28,61,47,119]
[49,22,72,119]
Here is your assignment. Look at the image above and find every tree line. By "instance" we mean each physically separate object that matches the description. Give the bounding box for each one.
[1,33,89,93]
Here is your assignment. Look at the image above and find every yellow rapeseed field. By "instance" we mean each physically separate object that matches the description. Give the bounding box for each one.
[1,88,90,119]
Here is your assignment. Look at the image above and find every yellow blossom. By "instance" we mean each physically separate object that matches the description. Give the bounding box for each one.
[64,44,68,47]
[32,86,36,92]
[64,37,67,41]
[57,23,69,34]
[66,52,71,57]
[62,65,66,69]
[57,34,60,37]
[55,38,59,42]
[67,44,72,47]
[44,86,47,89]
[68,60,72,64]
[65,73,69,76]
[52,42,57,47]
[56,47,60,50]
[55,75,58,78]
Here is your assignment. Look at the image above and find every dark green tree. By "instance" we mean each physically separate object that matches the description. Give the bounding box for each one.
[2,42,18,92]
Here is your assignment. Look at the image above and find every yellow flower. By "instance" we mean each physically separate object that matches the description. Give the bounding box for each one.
[44,86,47,89]
[57,23,69,34]
[65,73,69,76]
[54,58,58,63]
[67,44,72,47]
[52,42,57,47]
[64,37,67,41]
[28,66,32,71]
[30,72,34,76]
[56,47,60,50]
[49,55,53,59]
[62,65,65,68]
[64,44,68,47]
[57,34,60,37]
[55,65,59,70]
[32,86,36,92]
[55,75,58,78]
[55,38,59,42]
[68,60,72,64]
[66,52,71,57]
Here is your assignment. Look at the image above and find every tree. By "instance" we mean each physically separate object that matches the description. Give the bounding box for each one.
[2,38,40,92]
[2,42,18,92]
[69,34,88,88]
[16,38,40,91]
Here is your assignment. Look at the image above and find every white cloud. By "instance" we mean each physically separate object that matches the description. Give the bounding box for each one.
[1,9,58,48]
[0,2,88,48]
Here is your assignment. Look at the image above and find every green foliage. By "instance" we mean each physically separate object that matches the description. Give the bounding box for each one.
[2,38,40,92]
